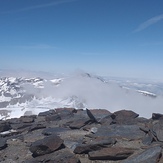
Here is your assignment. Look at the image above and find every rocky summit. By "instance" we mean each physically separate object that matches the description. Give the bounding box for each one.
[0,108,163,163]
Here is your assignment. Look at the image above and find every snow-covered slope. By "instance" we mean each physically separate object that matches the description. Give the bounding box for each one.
[0,73,163,119]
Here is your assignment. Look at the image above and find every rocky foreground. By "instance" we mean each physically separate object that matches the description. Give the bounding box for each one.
[1,108,163,163]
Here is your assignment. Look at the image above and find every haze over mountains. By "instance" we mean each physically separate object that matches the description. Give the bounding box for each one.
[0,70,163,120]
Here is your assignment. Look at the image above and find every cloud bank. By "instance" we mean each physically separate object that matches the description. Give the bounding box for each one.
[25,74,163,118]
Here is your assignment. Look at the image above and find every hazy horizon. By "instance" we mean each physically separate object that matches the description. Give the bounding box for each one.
[0,0,163,80]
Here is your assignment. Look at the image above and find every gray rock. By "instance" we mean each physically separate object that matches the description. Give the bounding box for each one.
[45,114,61,122]
[152,113,163,120]
[86,109,98,123]
[29,123,46,132]
[113,110,139,124]
[0,121,11,132]
[0,138,7,150]
[42,127,70,136]
[121,146,162,163]
[152,120,163,142]
[99,115,113,125]
[142,134,153,145]
[25,149,80,163]
[38,110,55,116]
[74,138,116,154]
[87,109,112,121]
[29,135,64,157]
[56,109,74,119]
[69,118,91,129]
[20,116,36,123]
[91,125,145,140]
[11,123,32,130]
[88,147,135,160]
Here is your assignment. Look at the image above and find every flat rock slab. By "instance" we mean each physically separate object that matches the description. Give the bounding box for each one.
[69,118,91,129]
[29,135,64,157]
[74,138,116,154]
[92,125,145,140]
[42,127,70,136]
[88,147,135,160]
[121,146,162,163]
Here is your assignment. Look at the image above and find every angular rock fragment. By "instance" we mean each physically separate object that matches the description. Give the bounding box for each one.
[42,127,70,136]
[69,118,91,129]
[87,109,111,121]
[0,121,11,132]
[38,110,55,116]
[45,114,61,122]
[121,146,162,163]
[29,135,64,157]
[29,123,46,132]
[142,134,153,145]
[0,138,7,150]
[113,110,139,124]
[55,107,77,113]
[88,147,135,160]
[91,125,145,140]
[58,110,74,119]
[99,115,113,125]
[25,149,80,163]
[152,120,163,142]
[11,123,32,130]
[20,115,36,123]
[86,109,98,123]
[74,138,116,154]
[152,113,163,120]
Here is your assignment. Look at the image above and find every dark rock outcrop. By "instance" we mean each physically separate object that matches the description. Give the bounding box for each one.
[1,108,163,163]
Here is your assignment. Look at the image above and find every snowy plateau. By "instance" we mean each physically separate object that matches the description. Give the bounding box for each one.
[0,72,163,120]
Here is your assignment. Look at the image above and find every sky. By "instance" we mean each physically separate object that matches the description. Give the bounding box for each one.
[0,0,163,80]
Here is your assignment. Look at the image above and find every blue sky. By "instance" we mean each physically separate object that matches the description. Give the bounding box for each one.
[0,0,163,80]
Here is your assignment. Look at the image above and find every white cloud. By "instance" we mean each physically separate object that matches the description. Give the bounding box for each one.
[2,0,77,14]
[134,14,163,32]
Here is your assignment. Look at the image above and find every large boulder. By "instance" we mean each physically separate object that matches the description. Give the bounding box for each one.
[29,135,64,157]
[113,110,139,124]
